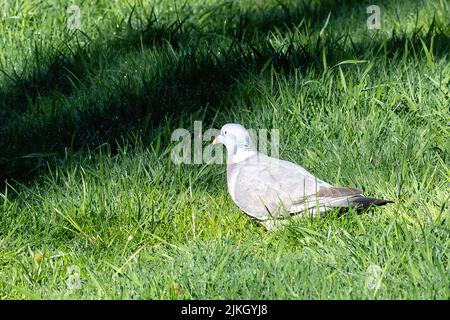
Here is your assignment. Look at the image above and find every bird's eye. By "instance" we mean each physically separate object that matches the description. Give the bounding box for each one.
[224,131,227,135]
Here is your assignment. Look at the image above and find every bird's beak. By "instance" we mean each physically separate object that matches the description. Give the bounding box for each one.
[212,135,222,145]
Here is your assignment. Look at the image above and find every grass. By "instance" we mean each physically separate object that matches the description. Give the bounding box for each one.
[0,0,449,299]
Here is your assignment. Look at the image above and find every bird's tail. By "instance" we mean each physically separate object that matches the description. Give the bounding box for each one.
[290,187,393,214]
[348,196,393,208]
[315,187,393,208]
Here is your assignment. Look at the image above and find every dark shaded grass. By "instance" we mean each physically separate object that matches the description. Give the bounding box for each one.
[1,0,448,183]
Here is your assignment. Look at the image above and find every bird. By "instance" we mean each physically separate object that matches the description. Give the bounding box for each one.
[212,123,393,230]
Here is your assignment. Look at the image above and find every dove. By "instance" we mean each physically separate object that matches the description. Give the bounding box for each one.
[212,123,392,230]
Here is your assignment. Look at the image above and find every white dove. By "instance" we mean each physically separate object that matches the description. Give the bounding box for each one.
[212,123,392,230]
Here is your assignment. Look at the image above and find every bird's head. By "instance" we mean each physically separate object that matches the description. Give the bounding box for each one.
[212,123,255,154]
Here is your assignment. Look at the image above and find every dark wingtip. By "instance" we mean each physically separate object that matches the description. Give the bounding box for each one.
[352,197,394,207]
[374,199,394,206]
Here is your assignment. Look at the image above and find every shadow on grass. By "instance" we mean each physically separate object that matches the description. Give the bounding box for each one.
[0,0,448,183]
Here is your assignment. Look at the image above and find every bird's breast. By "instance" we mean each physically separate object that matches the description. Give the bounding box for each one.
[226,163,241,202]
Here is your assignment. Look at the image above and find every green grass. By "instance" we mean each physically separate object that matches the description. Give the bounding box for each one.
[0,0,449,299]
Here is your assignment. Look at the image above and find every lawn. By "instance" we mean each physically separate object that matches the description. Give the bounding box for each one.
[0,0,448,299]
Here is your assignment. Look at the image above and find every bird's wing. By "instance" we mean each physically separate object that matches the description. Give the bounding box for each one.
[232,153,332,219]
[288,186,364,213]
